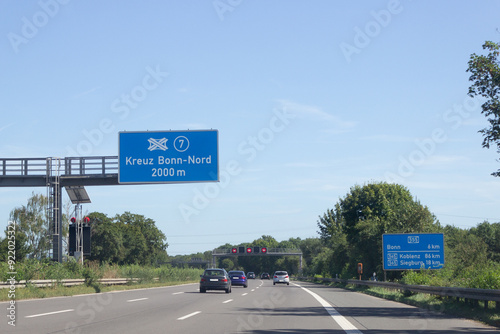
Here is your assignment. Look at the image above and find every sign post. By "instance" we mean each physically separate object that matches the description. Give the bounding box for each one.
[382,233,444,271]
[118,130,218,184]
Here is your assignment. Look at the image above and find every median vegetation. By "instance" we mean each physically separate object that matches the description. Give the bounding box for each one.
[0,259,202,301]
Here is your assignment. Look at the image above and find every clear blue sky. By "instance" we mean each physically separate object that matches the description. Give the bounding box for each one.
[1,0,499,255]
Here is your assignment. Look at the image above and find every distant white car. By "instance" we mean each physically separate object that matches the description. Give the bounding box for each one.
[273,271,289,285]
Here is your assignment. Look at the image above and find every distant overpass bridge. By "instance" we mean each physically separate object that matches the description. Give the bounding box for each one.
[212,248,303,271]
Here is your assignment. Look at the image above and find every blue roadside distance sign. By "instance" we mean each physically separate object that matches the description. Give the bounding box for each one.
[118,130,218,184]
[382,233,444,270]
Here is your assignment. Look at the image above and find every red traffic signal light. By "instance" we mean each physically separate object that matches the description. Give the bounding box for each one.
[261,247,267,253]
[231,248,237,254]
[83,216,90,223]
[246,247,252,253]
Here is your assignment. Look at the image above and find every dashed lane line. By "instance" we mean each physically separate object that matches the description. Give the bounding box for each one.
[25,309,74,318]
[177,311,201,320]
[127,298,148,302]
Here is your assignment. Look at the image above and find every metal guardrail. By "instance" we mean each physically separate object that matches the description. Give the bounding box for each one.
[298,277,500,309]
[0,278,138,289]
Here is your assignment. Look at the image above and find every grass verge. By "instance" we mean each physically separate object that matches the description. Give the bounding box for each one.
[0,279,200,302]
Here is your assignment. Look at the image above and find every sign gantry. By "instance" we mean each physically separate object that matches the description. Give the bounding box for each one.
[0,129,220,263]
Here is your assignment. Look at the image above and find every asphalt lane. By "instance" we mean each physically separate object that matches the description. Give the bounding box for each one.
[1,279,498,333]
[293,280,499,333]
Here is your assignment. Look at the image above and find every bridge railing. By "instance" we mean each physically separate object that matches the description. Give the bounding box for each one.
[0,156,119,177]
[64,156,118,176]
[0,158,48,176]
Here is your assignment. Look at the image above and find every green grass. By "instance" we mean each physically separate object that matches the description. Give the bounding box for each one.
[0,279,200,301]
[1,260,204,301]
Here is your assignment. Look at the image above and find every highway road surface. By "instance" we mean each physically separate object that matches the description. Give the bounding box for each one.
[1,279,498,333]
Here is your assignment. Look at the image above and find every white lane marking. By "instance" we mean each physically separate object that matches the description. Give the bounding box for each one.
[172,292,184,295]
[294,283,362,334]
[251,289,255,292]
[25,309,74,318]
[242,293,248,296]
[177,311,201,320]
[223,299,233,304]
[127,298,148,302]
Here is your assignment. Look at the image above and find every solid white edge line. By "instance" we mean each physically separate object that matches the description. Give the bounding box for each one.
[127,298,148,302]
[177,311,201,320]
[294,283,363,334]
[25,309,74,318]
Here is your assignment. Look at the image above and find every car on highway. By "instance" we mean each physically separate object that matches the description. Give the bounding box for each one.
[228,270,248,288]
[199,268,231,293]
[261,272,270,279]
[273,271,290,285]
[247,272,256,279]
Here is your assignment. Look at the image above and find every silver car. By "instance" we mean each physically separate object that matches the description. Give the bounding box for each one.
[273,271,290,285]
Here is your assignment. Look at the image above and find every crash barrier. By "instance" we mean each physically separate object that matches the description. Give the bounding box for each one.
[297,276,500,310]
[0,278,139,288]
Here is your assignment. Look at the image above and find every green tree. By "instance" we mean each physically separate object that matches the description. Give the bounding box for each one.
[9,192,51,259]
[87,212,124,263]
[444,225,488,272]
[469,221,500,262]
[316,205,349,276]
[467,40,500,176]
[297,238,324,276]
[0,225,30,262]
[114,212,168,265]
[320,182,440,277]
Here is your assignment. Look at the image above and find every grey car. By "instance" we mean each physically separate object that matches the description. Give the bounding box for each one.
[273,271,290,285]
[200,268,232,293]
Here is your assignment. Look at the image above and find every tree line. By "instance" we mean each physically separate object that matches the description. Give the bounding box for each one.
[0,195,168,266]
[175,182,499,288]
[1,182,499,289]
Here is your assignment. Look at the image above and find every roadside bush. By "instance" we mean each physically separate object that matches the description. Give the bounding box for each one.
[82,261,103,293]
[120,264,155,283]
[465,264,500,289]
[15,259,48,281]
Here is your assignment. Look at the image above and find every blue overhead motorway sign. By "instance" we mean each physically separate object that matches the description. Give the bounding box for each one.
[383,233,444,270]
[118,130,218,184]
